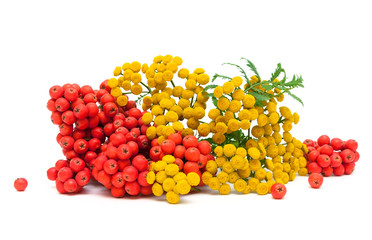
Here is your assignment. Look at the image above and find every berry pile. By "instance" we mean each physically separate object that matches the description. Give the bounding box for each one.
[303,135,359,177]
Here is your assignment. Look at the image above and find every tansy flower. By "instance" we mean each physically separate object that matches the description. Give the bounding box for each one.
[113,66,121,76]
[163,54,173,64]
[116,95,128,107]
[205,160,218,174]
[257,114,268,127]
[228,100,242,113]
[197,123,210,137]
[249,159,261,171]
[108,78,119,88]
[251,126,264,138]
[131,84,142,95]
[162,178,176,192]
[217,171,229,183]
[131,73,142,84]
[242,94,256,108]
[176,179,191,195]
[282,120,293,132]
[201,171,213,185]
[215,122,228,134]
[208,177,221,190]
[213,86,223,98]
[193,107,205,119]
[240,119,251,130]
[215,156,227,168]
[228,172,239,183]
[110,87,122,98]
[186,172,200,186]
[173,172,187,182]
[162,126,175,138]
[165,111,178,122]
[249,108,259,120]
[154,115,166,126]
[208,109,221,120]
[232,89,244,101]
[254,168,266,180]
[230,155,245,169]
[172,121,184,132]
[234,179,247,192]
[193,68,205,74]
[123,69,134,80]
[146,126,157,139]
[212,132,226,145]
[166,191,180,204]
[267,144,279,158]
[196,73,210,85]
[122,62,130,71]
[152,182,164,197]
[248,177,259,191]
[279,106,292,119]
[222,81,234,94]
[166,62,178,73]
[256,182,269,195]
[165,164,179,176]
[146,171,156,184]
[236,147,247,158]
[173,56,183,65]
[231,76,243,87]
[222,162,234,174]
[153,55,163,63]
[293,112,300,124]
[155,171,167,184]
[219,183,231,195]
[237,168,251,179]
[227,118,240,132]
[181,89,194,99]
[130,61,141,73]
[217,97,230,111]
[223,144,236,157]
[214,146,223,157]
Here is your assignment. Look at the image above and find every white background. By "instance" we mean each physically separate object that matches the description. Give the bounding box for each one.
[1,0,371,239]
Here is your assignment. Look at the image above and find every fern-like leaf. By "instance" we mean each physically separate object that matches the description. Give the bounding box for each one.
[241,57,261,82]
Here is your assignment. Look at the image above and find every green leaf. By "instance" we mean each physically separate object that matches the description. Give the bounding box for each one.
[212,73,232,82]
[241,57,261,82]
[212,96,218,108]
[202,84,219,94]
[222,62,249,82]
[287,91,304,106]
[270,63,285,82]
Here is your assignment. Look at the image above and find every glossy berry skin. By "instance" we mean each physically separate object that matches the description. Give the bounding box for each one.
[14,178,28,191]
[185,147,201,162]
[317,154,331,168]
[125,181,141,196]
[330,138,343,151]
[340,149,355,163]
[317,135,330,147]
[64,178,78,193]
[161,139,176,155]
[308,173,323,188]
[182,135,198,148]
[271,183,287,199]
[47,167,59,181]
[122,166,138,182]
[344,139,358,152]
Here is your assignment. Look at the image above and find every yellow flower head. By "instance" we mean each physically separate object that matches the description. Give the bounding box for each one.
[232,89,245,101]
[176,179,191,195]
[113,66,121,76]
[248,147,261,160]
[166,191,180,204]
[256,182,269,195]
[242,94,256,108]
[186,172,200,186]
[162,177,176,192]
[165,111,179,122]
[163,70,174,81]
[196,73,210,85]
[213,86,223,98]
[130,61,141,73]
[178,68,189,79]
[234,179,247,192]
[217,97,230,111]
[208,177,221,190]
[205,160,218,174]
[201,171,213,185]
[208,109,221,120]
[131,84,142,95]
[219,183,231,195]
[217,171,229,184]
[212,132,226,144]
[197,123,211,137]
[173,56,183,65]
[146,171,156,184]
[222,81,235,94]
[152,182,164,197]
[231,76,243,87]
[229,100,242,113]
[223,144,237,158]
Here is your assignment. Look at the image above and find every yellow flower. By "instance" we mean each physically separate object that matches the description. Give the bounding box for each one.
[223,144,236,158]
[213,86,223,98]
[108,78,119,88]
[181,89,194,99]
[196,73,210,85]
[231,76,243,87]
[131,84,142,95]
[208,109,221,120]
[178,68,189,79]
[212,132,226,144]
[254,168,266,180]
[236,147,247,158]
[152,182,164,197]
[222,162,234,174]
[173,56,183,65]
[215,156,227,168]
[251,126,264,138]
[232,89,245,101]
[162,178,176,192]
[146,171,156,184]
[256,182,269,195]
[142,112,153,125]
[221,81,234,94]
[201,171,213,185]
[249,159,261,171]
[228,100,242,113]
[163,54,173,64]
[186,117,200,130]
[172,121,184,132]
[215,122,228,134]
[282,120,293,132]
[122,62,130,71]
[227,119,240,132]
[110,87,122,98]
[205,160,218,174]
[113,66,121,76]
[146,126,157,139]
[165,111,179,122]
[208,177,220,190]
[279,106,292,119]
[162,155,175,164]
[234,179,247,192]
[153,55,163,63]
[257,114,268,127]
[193,68,205,74]
[173,172,187,182]
[193,107,205,119]
[130,73,142,84]
[293,112,300,124]
[217,171,229,183]
[219,183,231,195]
[249,108,259,120]
[214,146,223,157]
[130,61,141,73]
[197,123,211,137]
[240,119,251,130]
[217,97,230,111]
[154,115,166,126]
[176,179,191,195]
[185,79,196,90]
[298,167,308,176]
[166,62,178,73]
[267,144,279,158]
[116,95,128,107]
[248,177,259,191]
[166,191,180,204]
[230,155,245,169]
[242,94,256,108]
[186,172,200,186]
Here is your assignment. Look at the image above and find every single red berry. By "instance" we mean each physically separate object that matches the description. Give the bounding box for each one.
[86,102,99,117]
[55,98,70,112]
[127,141,139,156]
[117,159,131,171]
[183,161,199,174]
[73,139,88,154]
[322,166,333,177]
[307,162,322,174]
[80,85,94,96]
[149,146,162,161]
[182,135,198,148]
[303,139,315,147]
[319,144,333,156]
[354,151,360,162]
[72,129,86,140]
[57,167,74,182]
[49,85,64,99]
[317,135,330,147]
[122,166,138,182]
[317,154,331,168]
[55,159,69,171]
[111,172,126,188]
[94,155,108,170]
[161,139,176,155]
[117,144,132,160]
[103,123,115,136]
[109,133,127,147]
[71,98,85,110]
[128,108,142,119]
[137,170,150,187]
[14,178,28,191]
[344,162,356,175]
[174,158,184,171]
[123,116,138,129]
[64,178,78,193]
[100,93,115,105]
[271,183,287,199]
[168,133,183,145]
[64,87,79,102]
[333,164,345,176]
[105,145,118,159]
[83,93,97,104]
[73,104,89,120]
[125,181,141,196]
[330,138,343,151]
[75,118,89,130]
[47,99,56,112]
[111,186,126,198]
[140,185,153,195]
[59,123,73,136]
[104,159,119,175]
[103,102,118,117]
[75,170,91,186]
[340,149,355,163]
[137,135,149,150]
[91,127,105,140]
[185,147,201,162]
[56,180,67,194]
[330,152,342,168]
[70,157,86,173]
[308,150,320,162]
[174,145,186,159]
[51,111,63,125]
[197,140,212,155]
[47,167,59,181]
[344,139,358,152]
[197,154,208,168]
[308,173,323,188]
[59,136,75,151]
[132,154,148,171]
[96,170,111,185]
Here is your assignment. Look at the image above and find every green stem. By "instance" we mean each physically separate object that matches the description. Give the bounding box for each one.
[140,82,151,93]
[170,80,176,88]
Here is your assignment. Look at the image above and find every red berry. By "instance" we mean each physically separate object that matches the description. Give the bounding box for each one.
[127,141,139,156]
[322,166,333,177]
[317,135,330,146]
[319,144,333,156]
[14,178,28,191]
[197,140,212,155]
[47,167,58,181]
[132,155,148,171]
[183,161,199,174]
[73,104,89,119]
[111,172,126,188]
[103,123,115,136]
[75,118,89,130]
[64,178,78,193]
[128,108,142,119]
[137,171,150,187]
[59,123,73,136]
[83,93,97,104]
[122,166,138,182]
[344,139,358,152]
[308,150,320,162]
[125,181,141,195]
[111,187,126,198]
[100,93,115,105]
[182,135,198,148]
[271,183,287,199]
[47,99,56,112]
[137,135,149,150]
[55,98,70,112]
[168,133,182,145]
[59,136,75,151]
[70,157,86,173]
[49,85,64,99]
[51,111,63,125]
[80,85,94,96]
[55,159,69,171]
[308,173,323,188]
[56,180,67,194]
[330,138,343,151]
[105,145,118,159]
[330,152,342,168]
[94,155,108,170]
[73,139,88,154]
[109,133,127,147]
[185,147,200,162]
[317,154,331,168]
[64,87,79,102]
[307,162,322,174]
[174,145,186,159]
[197,154,208,168]
[75,170,91,186]
[354,151,360,162]
[88,138,101,151]
[149,146,162,161]
[123,116,138,129]
[57,167,74,182]
[86,102,99,117]
[103,102,118,117]
[97,170,111,185]
[344,162,355,175]
[174,158,184,171]
[140,185,153,195]
[117,144,132,160]
[303,139,315,147]
[161,139,176,155]
[340,149,355,163]
[333,164,345,176]
[104,159,119,175]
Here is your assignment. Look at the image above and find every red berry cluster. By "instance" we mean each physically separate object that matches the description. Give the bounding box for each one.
[150,134,214,186]
[303,135,359,177]
[46,80,151,195]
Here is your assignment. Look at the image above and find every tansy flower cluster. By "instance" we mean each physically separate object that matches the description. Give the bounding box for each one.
[108,54,211,144]
[146,155,200,204]
[202,59,306,195]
